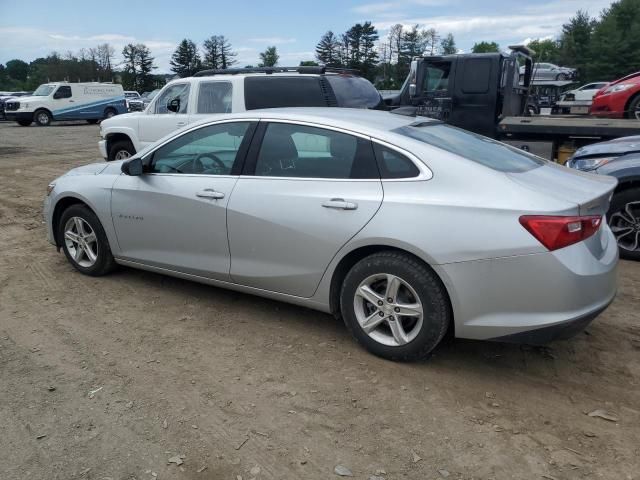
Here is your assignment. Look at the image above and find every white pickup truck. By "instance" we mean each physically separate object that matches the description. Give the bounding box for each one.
[98,67,383,160]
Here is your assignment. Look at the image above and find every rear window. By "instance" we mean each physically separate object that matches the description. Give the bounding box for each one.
[325,76,382,108]
[244,77,327,110]
[394,123,545,173]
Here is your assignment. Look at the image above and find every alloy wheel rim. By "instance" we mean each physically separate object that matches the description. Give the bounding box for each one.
[114,150,131,160]
[38,112,49,124]
[353,273,423,347]
[106,111,115,118]
[64,216,99,267]
[609,201,640,251]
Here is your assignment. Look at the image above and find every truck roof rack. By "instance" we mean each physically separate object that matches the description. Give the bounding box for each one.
[193,66,360,77]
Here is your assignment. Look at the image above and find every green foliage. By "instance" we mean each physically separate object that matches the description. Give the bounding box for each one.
[170,39,201,77]
[202,35,237,69]
[259,46,279,67]
[315,31,341,66]
[527,39,561,62]
[440,33,457,55]
[120,43,156,91]
[5,59,29,82]
[299,61,319,66]
[471,41,500,53]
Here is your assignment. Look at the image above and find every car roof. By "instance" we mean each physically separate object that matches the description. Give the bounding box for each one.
[190,107,433,140]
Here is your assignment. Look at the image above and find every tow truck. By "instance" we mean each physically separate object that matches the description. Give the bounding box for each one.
[386,46,639,162]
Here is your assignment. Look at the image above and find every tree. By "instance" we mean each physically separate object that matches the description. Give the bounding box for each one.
[203,35,237,69]
[527,39,561,63]
[316,31,341,66]
[423,28,440,55]
[344,21,378,79]
[5,59,29,82]
[170,39,201,77]
[121,44,138,90]
[440,33,457,54]
[559,10,595,80]
[135,44,156,91]
[259,46,279,67]
[471,41,500,53]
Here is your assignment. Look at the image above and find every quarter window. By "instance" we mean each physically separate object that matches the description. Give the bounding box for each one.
[150,122,250,175]
[244,77,326,110]
[373,144,420,179]
[197,81,233,113]
[254,123,378,179]
[154,83,190,114]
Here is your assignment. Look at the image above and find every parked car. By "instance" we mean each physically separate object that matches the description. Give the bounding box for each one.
[567,135,640,259]
[0,91,31,120]
[562,82,609,102]
[99,66,384,160]
[46,108,618,361]
[520,62,577,81]
[527,80,577,114]
[5,82,126,126]
[124,90,142,111]
[590,72,640,119]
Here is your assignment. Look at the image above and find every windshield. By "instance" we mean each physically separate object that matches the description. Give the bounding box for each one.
[145,89,160,100]
[32,85,56,96]
[125,92,139,98]
[325,76,382,109]
[394,122,545,173]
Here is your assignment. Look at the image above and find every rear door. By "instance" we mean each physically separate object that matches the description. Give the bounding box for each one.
[227,121,383,297]
[189,80,233,123]
[138,83,192,147]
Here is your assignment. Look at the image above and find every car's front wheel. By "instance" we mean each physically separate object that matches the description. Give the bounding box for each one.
[34,109,52,126]
[608,188,640,261]
[340,251,451,361]
[556,73,568,81]
[58,204,117,276]
[108,139,135,161]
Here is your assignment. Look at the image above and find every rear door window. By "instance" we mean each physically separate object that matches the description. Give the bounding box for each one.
[197,81,232,114]
[244,77,326,109]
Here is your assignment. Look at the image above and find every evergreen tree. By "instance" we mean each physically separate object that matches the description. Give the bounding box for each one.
[135,44,156,92]
[315,31,341,66]
[527,39,561,63]
[170,39,201,77]
[559,10,595,80]
[219,36,237,69]
[259,46,279,67]
[202,36,222,69]
[121,44,137,90]
[440,33,457,54]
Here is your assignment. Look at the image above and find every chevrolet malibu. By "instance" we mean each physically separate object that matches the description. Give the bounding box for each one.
[44,108,618,361]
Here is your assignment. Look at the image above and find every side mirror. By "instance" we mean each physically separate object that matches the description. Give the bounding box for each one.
[167,98,180,113]
[121,157,143,176]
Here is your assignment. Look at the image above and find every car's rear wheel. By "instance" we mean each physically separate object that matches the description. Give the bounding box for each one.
[104,107,117,119]
[608,188,640,261]
[626,95,640,120]
[58,205,116,276]
[86,119,99,124]
[34,109,52,126]
[108,139,135,161]
[340,251,450,361]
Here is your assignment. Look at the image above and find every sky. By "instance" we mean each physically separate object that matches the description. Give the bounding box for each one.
[0,0,615,73]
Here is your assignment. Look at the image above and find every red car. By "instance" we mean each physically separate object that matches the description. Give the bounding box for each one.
[590,71,640,119]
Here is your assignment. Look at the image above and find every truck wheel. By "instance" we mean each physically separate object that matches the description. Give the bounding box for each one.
[86,119,99,124]
[608,188,640,261]
[103,108,117,119]
[17,120,32,126]
[108,140,135,161]
[626,95,640,120]
[34,110,52,126]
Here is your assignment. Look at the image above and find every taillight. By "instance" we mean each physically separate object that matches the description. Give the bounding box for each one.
[519,215,602,251]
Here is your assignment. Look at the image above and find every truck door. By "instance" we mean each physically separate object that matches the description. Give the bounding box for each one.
[413,59,455,122]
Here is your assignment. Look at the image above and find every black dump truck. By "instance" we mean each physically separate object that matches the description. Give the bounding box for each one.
[386,46,640,161]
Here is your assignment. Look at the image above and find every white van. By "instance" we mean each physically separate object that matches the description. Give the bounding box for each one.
[4,82,127,126]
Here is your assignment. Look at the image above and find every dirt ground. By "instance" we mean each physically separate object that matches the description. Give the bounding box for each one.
[0,120,639,480]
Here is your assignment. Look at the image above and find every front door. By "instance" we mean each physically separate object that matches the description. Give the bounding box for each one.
[138,82,192,148]
[227,121,383,297]
[111,120,255,280]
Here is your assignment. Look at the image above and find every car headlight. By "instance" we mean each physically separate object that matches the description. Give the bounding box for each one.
[567,156,616,171]
[603,84,633,94]
[46,183,56,196]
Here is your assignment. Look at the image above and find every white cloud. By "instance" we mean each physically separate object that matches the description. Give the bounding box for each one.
[246,37,296,45]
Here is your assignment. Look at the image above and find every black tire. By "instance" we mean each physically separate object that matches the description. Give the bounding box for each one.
[58,204,116,276]
[17,120,32,126]
[608,188,640,261]
[104,107,117,119]
[86,119,99,124]
[340,251,451,361]
[108,139,135,161]
[556,73,567,81]
[625,95,640,120]
[34,109,52,126]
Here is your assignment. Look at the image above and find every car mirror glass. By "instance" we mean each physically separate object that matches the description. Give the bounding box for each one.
[167,98,180,113]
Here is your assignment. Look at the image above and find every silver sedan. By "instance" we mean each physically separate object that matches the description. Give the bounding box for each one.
[44,108,618,361]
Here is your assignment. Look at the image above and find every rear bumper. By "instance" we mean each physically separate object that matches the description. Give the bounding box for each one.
[5,111,34,122]
[437,225,618,343]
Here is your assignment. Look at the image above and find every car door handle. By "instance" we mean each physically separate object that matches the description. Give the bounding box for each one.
[177,121,186,126]
[322,198,358,210]
[196,189,225,199]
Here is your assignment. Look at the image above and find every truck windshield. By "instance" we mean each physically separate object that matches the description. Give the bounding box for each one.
[32,85,56,96]
[393,122,545,173]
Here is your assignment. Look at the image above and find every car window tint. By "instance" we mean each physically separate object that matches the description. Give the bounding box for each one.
[254,123,378,179]
[373,144,420,179]
[197,81,232,114]
[394,123,545,173]
[55,86,72,99]
[422,62,451,93]
[244,77,326,109]
[150,122,250,175]
[325,76,381,108]
[155,83,190,114]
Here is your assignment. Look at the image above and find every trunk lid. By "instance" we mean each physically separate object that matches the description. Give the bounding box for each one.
[506,162,617,216]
